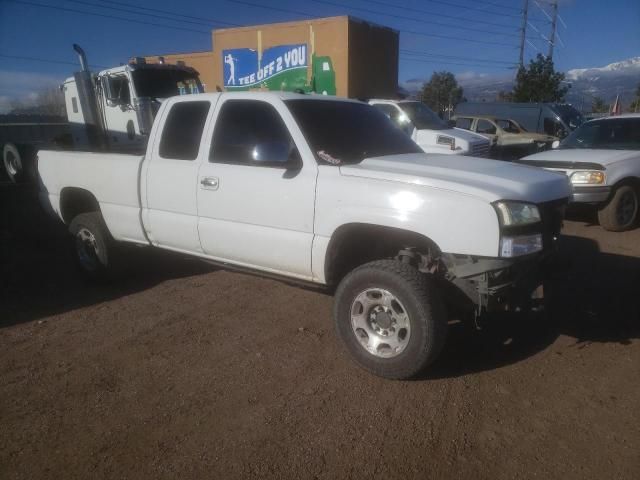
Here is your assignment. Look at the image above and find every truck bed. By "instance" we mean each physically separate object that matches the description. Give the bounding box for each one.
[38,150,148,244]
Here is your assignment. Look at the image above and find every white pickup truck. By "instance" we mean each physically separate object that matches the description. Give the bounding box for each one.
[38,92,569,379]
[369,99,491,157]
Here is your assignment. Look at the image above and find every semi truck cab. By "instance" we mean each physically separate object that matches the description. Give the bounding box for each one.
[64,51,202,152]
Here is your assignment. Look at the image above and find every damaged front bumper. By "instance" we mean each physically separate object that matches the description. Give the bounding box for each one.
[440,248,562,320]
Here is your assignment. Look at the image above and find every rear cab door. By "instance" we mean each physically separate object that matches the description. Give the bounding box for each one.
[196,94,318,280]
[141,96,216,253]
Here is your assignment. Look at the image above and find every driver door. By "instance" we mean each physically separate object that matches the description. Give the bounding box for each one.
[196,96,317,279]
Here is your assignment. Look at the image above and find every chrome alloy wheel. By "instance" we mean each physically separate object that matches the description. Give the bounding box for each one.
[76,227,100,272]
[616,189,638,226]
[350,288,411,358]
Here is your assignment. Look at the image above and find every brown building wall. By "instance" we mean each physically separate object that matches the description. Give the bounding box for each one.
[145,16,398,98]
[347,19,399,99]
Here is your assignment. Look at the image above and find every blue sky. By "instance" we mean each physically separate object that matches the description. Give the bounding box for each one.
[1,0,639,107]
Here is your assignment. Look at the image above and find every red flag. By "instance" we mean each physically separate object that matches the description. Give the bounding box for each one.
[610,95,621,116]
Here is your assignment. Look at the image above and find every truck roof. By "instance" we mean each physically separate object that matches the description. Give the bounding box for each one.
[164,92,363,103]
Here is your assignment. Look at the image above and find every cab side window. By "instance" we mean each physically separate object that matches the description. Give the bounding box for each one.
[476,119,497,135]
[210,100,299,167]
[111,75,131,106]
[455,117,472,130]
[159,101,211,160]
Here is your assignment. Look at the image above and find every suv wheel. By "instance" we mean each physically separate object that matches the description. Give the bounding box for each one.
[597,184,639,231]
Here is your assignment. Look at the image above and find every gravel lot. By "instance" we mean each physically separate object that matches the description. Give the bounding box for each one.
[1,185,639,480]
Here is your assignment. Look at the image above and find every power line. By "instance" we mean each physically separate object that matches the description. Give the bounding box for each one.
[403,0,522,15]
[342,0,521,30]
[400,56,516,69]
[94,0,241,27]
[0,53,109,69]
[5,0,211,34]
[401,49,515,65]
[225,0,516,48]
[311,0,521,38]
[66,0,236,28]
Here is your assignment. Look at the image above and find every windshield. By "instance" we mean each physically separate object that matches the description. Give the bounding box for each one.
[399,102,448,130]
[553,104,584,130]
[560,117,640,150]
[285,100,422,165]
[132,68,203,99]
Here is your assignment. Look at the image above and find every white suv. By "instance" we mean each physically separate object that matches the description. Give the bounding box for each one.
[369,99,490,157]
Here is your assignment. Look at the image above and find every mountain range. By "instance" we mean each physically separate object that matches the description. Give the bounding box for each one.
[402,57,640,111]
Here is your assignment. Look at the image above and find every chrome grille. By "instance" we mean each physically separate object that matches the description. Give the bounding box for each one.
[467,141,490,158]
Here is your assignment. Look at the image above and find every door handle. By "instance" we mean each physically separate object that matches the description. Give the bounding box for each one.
[200,177,219,189]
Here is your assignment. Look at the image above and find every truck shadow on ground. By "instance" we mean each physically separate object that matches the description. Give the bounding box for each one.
[425,234,640,379]
[0,185,215,327]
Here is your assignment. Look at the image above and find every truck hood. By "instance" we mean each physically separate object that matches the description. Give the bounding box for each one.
[522,148,640,167]
[339,153,570,203]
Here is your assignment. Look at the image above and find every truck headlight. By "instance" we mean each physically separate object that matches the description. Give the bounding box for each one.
[500,234,543,257]
[494,201,541,227]
[570,171,605,185]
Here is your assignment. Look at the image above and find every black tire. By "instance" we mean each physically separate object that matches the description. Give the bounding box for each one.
[333,259,447,380]
[3,143,23,183]
[597,184,639,232]
[2,143,37,184]
[69,212,119,281]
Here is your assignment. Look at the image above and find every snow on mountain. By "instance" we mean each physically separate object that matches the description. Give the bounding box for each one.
[401,57,640,108]
[567,57,640,81]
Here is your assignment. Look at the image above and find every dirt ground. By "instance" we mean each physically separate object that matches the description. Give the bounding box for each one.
[1,184,639,480]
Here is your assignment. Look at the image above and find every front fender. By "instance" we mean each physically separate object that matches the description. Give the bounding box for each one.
[311,167,501,282]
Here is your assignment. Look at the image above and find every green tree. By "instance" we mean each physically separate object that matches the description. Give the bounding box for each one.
[421,71,463,117]
[591,96,608,113]
[512,54,568,103]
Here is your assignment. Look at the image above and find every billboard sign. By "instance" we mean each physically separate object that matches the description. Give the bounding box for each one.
[222,44,308,90]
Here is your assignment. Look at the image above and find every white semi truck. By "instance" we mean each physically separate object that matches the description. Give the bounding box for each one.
[1,44,203,182]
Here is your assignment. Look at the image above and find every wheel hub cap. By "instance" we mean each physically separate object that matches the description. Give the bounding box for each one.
[350,288,411,358]
[76,228,100,271]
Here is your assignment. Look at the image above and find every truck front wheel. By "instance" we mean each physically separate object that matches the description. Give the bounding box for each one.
[597,184,638,231]
[333,259,447,379]
[69,212,118,281]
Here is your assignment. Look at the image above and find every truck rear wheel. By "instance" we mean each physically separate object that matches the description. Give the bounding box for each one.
[3,143,23,183]
[333,259,447,380]
[597,184,638,231]
[69,212,119,281]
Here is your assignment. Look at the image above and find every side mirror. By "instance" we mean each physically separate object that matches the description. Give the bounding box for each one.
[252,141,300,169]
[552,140,560,149]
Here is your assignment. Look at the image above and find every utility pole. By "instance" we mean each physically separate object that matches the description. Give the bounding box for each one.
[518,0,529,68]
[548,0,558,59]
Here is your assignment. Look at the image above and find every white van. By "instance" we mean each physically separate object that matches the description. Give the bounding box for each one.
[370,99,490,157]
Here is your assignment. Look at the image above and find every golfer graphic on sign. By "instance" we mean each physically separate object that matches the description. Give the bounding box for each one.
[224,54,236,85]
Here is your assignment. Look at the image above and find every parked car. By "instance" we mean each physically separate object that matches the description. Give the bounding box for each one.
[38,93,569,379]
[517,114,640,231]
[369,99,490,157]
[453,114,557,160]
[454,102,584,140]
